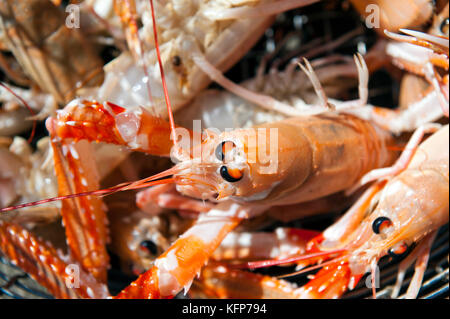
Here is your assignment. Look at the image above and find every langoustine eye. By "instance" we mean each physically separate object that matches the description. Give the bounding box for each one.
[220,166,243,182]
[172,55,182,66]
[388,242,409,259]
[215,141,236,162]
[440,17,449,36]
[139,240,158,256]
[372,216,393,234]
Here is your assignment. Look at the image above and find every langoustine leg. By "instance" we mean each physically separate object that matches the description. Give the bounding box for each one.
[0,221,109,299]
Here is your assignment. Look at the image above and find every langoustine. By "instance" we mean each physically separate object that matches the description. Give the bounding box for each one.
[1,51,399,298]
[247,124,448,299]
[1,1,445,300]
[2,44,402,300]
[106,99,398,297]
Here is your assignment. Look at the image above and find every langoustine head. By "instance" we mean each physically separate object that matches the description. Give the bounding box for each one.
[108,208,192,275]
[170,120,313,204]
[296,158,449,298]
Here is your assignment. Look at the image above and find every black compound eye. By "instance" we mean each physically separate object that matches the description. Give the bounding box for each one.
[440,17,449,36]
[372,217,393,234]
[215,143,224,161]
[388,242,409,259]
[220,165,243,182]
[215,141,236,162]
[172,55,182,66]
[139,240,158,255]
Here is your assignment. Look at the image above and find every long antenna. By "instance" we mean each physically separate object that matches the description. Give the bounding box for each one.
[148,0,177,147]
[234,249,346,269]
[0,82,36,143]
[0,176,175,213]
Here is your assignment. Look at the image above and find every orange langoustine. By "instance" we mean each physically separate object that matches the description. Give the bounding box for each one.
[0,0,448,300]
